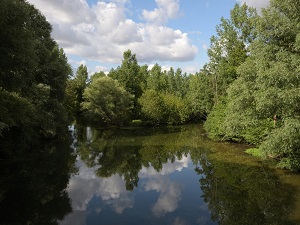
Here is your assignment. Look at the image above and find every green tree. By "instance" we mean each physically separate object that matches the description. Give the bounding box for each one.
[146,64,168,93]
[205,3,257,104]
[66,65,88,119]
[108,50,143,118]
[162,93,189,125]
[186,69,214,120]
[221,0,300,170]
[204,4,258,142]
[90,71,106,84]
[138,89,166,125]
[81,76,133,126]
[139,90,188,125]
[0,0,71,139]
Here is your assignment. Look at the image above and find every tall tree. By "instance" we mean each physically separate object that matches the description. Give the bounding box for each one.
[81,76,133,126]
[146,64,167,93]
[222,0,300,170]
[186,68,214,120]
[0,0,72,139]
[206,3,257,104]
[109,50,143,118]
[65,64,88,120]
[204,4,258,142]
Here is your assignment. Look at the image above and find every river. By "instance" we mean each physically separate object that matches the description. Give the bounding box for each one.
[1,124,300,225]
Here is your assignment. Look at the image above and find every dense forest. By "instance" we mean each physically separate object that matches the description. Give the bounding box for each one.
[1,0,300,171]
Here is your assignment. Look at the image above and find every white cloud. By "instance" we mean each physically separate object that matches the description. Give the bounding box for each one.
[237,0,269,10]
[27,0,197,64]
[141,0,180,25]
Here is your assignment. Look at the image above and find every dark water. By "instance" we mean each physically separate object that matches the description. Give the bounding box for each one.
[1,124,300,225]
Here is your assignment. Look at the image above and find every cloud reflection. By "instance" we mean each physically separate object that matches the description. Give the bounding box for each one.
[139,155,191,177]
[60,154,193,224]
[140,155,191,217]
[145,176,182,217]
[60,159,133,224]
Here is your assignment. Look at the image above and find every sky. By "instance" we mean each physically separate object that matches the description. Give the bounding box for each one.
[27,0,270,75]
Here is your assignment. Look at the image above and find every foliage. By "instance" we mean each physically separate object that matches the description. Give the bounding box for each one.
[108,50,144,118]
[204,0,300,170]
[203,98,227,140]
[206,4,257,105]
[186,70,214,120]
[139,90,188,125]
[81,76,133,126]
[260,118,300,171]
[65,64,88,120]
[0,0,71,140]
[138,89,166,125]
[162,92,189,125]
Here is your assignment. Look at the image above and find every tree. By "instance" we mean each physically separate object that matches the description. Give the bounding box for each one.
[204,4,258,142]
[139,90,188,125]
[210,0,300,170]
[203,4,258,106]
[108,50,143,118]
[65,64,88,122]
[90,71,106,84]
[81,76,133,126]
[0,0,71,139]
[186,69,214,120]
[146,64,168,93]
[138,89,166,125]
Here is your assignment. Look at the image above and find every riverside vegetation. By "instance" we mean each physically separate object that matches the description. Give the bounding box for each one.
[1,0,300,171]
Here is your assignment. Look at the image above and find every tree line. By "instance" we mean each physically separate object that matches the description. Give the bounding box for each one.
[66,53,201,127]
[1,0,300,171]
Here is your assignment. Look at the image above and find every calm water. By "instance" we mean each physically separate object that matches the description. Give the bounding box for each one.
[1,124,300,225]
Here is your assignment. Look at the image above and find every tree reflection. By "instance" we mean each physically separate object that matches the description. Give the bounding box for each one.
[0,136,76,225]
[75,126,191,190]
[195,153,296,225]
[73,125,299,224]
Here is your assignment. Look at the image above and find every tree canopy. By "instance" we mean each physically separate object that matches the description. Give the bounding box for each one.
[0,0,71,141]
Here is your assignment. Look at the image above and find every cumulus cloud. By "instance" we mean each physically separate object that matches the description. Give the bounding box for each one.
[141,0,180,25]
[237,0,269,10]
[27,0,197,64]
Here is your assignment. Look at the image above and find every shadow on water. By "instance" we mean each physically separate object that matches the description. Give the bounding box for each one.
[0,130,77,225]
[71,124,300,225]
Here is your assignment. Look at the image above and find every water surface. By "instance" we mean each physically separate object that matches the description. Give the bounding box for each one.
[60,124,300,225]
[1,124,300,225]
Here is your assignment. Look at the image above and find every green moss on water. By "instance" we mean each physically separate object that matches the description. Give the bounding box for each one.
[245,148,263,158]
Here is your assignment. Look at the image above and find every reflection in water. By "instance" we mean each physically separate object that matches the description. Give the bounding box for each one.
[61,125,300,225]
[0,134,76,225]
[196,155,296,225]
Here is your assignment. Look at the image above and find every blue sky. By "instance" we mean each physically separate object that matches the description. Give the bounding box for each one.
[27,0,269,75]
